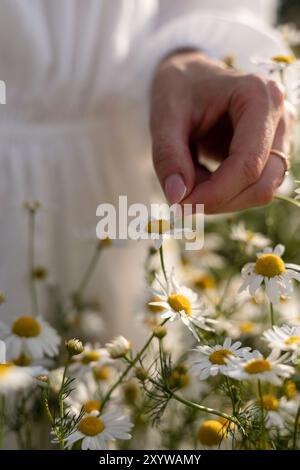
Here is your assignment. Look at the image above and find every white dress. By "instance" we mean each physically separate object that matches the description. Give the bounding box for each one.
[0,0,288,341]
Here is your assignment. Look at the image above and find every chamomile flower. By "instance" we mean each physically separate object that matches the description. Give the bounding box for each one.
[0,315,60,360]
[149,272,216,339]
[197,418,233,449]
[190,338,252,380]
[263,324,300,360]
[0,340,46,394]
[226,349,294,385]
[239,244,300,304]
[257,395,287,431]
[142,213,193,250]
[252,55,297,74]
[106,336,131,359]
[66,375,102,416]
[230,222,271,253]
[70,343,112,378]
[64,410,133,450]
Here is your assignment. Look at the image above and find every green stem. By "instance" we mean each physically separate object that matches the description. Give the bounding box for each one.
[293,404,300,449]
[58,356,70,450]
[159,245,168,283]
[258,380,266,449]
[28,210,38,317]
[23,410,32,449]
[170,391,240,429]
[101,321,167,410]
[225,376,236,415]
[158,338,165,376]
[270,302,275,326]
[42,387,55,427]
[75,245,102,301]
[0,395,5,449]
[275,195,300,209]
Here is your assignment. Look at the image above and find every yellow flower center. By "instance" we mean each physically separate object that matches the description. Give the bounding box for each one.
[272,55,295,64]
[0,363,14,377]
[77,416,105,436]
[197,420,226,447]
[13,354,32,366]
[12,316,41,338]
[240,322,255,334]
[93,366,111,381]
[284,380,297,399]
[123,382,141,403]
[261,395,279,411]
[244,359,272,374]
[82,400,101,414]
[168,294,192,316]
[255,254,285,278]
[32,266,48,280]
[209,349,233,365]
[99,237,112,247]
[218,417,235,432]
[147,297,165,314]
[194,275,216,290]
[81,351,100,364]
[285,336,300,346]
[147,219,172,235]
[169,365,190,389]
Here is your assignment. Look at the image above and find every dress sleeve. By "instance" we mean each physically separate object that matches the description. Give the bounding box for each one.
[125,1,289,101]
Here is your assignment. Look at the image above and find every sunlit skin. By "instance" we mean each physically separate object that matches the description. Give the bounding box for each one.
[151,51,296,213]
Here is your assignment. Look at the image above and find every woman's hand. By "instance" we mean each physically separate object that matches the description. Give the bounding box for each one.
[150,51,296,213]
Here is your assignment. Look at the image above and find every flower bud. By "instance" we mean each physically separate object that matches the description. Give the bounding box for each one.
[65,338,84,356]
[135,367,148,381]
[0,292,6,305]
[123,381,141,404]
[106,336,131,359]
[153,325,167,339]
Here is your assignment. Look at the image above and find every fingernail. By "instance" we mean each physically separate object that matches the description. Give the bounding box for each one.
[164,174,187,204]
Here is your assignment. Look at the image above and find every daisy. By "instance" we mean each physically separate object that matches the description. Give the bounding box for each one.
[252,56,300,104]
[239,244,300,304]
[263,324,300,360]
[106,336,131,359]
[254,395,297,431]
[141,214,193,250]
[0,315,61,359]
[226,349,294,386]
[190,338,252,380]
[230,222,271,254]
[197,418,234,449]
[70,343,112,378]
[66,375,102,416]
[149,271,216,339]
[0,340,46,394]
[64,409,133,450]
[252,55,298,74]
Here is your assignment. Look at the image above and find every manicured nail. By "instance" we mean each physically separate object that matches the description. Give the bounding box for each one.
[164,174,187,204]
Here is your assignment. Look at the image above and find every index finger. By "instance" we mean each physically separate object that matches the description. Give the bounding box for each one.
[184,76,284,213]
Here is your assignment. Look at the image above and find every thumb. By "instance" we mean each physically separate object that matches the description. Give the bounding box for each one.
[151,120,195,204]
